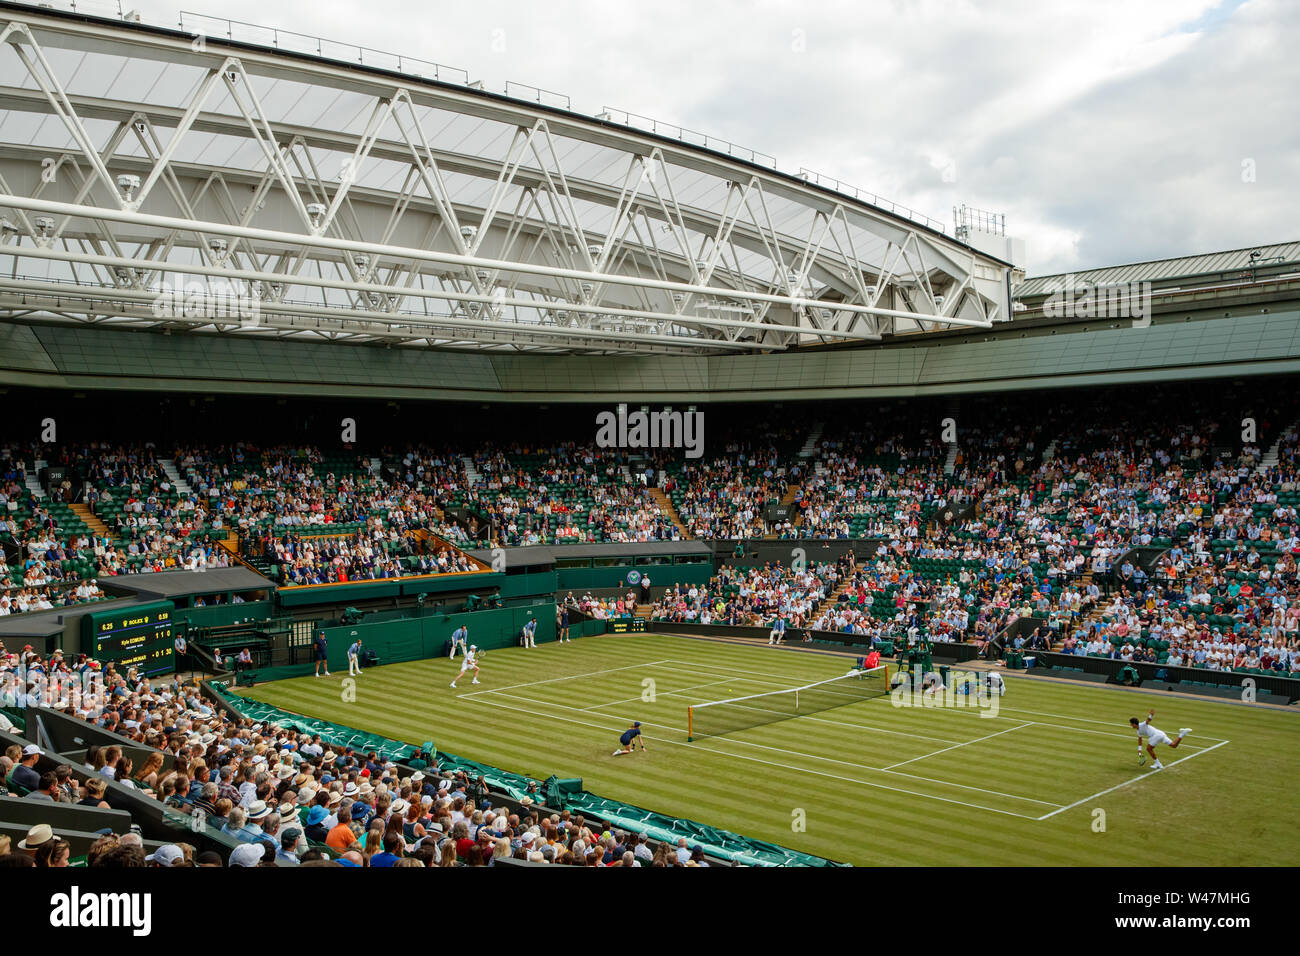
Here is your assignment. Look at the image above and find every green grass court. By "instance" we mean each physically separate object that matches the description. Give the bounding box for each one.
[241,633,1299,866]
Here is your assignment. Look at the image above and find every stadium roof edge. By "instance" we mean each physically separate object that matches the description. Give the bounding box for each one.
[1017,239,1300,297]
[0,0,1007,267]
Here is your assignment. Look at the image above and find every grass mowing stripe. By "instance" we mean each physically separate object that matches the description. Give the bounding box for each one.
[238,632,1299,865]
[462,687,1048,820]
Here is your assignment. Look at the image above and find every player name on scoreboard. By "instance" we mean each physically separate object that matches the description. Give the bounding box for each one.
[607,619,647,633]
[80,600,176,677]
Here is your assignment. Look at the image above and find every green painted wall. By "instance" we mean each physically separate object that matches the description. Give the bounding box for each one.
[317,602,556,671]
[555,560,712,593]
[499,569,559,599]
[277,571,505,607]
[173,600,275,629]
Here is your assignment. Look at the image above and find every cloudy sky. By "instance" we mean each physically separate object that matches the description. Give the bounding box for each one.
[128,0,1297,275]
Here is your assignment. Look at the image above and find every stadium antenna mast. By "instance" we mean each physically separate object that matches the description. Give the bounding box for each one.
[953,204,1026,281]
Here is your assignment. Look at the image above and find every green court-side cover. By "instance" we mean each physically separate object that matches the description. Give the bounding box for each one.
[214,682,844,867]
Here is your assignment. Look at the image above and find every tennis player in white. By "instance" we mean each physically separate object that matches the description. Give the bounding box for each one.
[1130,709,1191,770]
[450,645,481,688]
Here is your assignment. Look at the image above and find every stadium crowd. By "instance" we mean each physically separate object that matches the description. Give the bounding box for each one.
[0,641,713,867]
[3,387,1300,680]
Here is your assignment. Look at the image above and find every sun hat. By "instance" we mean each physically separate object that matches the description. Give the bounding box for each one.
[18,823,53,849]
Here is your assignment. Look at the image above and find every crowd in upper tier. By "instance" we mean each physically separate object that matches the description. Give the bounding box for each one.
[3,384,1300,673]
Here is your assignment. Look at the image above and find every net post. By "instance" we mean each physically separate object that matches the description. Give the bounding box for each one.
[687,705,694,742]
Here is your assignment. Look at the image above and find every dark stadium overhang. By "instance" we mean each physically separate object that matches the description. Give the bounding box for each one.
[467,540,712,570]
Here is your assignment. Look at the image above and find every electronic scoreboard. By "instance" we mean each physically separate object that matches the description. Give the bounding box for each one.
[80,600,176,677]
[607,618,647,633]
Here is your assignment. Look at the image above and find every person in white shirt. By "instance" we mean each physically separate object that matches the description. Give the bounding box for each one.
[1130,709,1192,770]
[450,646,480,688]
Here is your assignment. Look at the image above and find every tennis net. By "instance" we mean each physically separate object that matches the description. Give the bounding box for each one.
[686,665,890,740]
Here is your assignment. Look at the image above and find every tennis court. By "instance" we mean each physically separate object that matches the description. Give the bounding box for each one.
[243,632,1293,865]
[458,650,1229,821]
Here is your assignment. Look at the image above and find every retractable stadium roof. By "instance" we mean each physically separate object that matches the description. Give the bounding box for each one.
[0,1,1014,355]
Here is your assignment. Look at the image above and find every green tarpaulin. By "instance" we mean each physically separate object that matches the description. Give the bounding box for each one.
[212,682,844,867]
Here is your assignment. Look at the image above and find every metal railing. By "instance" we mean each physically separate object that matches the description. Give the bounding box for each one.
[25,0,130,19]
[599,107,778,169]
[177,11,471,86]
[954,203,1005,238]
[504,81,571,111]
[797,168,946,233]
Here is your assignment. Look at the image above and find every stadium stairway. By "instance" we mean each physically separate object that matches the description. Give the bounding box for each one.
[797,421,824,458]
[810,574,855,624]
[777,481,805,534]
[158,458,192,495]
[1257,419,1297,473]
[461,456,481,483]
[24,461,46,500]
[943,441,959,475]
[68,502,109,536]
[1054,571,1100,649]
[648,487,690,538]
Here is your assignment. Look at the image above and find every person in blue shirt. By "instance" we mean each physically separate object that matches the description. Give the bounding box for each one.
[313,631,329,677]
[768,617,786,646]
[449,625,468,659]
[611,721,646,757]
[276,828,303,865]
[369,831,403,867]
[347,639,363,676]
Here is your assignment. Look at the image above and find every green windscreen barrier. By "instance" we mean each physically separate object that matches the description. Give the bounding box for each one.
[213,683,843,867]
[211,681,416,762]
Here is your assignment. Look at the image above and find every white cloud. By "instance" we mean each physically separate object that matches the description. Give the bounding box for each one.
[135,0,1296,274]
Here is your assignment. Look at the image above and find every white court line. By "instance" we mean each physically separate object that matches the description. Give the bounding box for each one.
[1035,739,1231,821]
[474,687,1061,808]
[883,723,1034,770]
[652,690,963,745]
[657,659,962,744]
[463,688,1053,819]
[992,704,1229,743]
[459,659,675,697]
[665,657,1232,745]
[583,678,735,712]
[919,708,1210,745]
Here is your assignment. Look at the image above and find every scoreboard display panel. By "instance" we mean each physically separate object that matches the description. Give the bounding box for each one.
[81,600,176,677]
[607,618,647,633]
